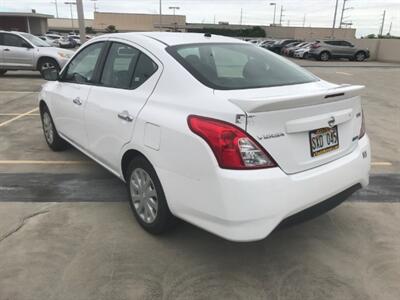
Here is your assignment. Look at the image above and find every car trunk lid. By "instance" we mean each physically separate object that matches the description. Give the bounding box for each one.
[215,82,364,174]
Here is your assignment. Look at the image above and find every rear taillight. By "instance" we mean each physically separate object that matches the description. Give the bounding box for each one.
[187,115,277,170]
[359,110,366,139]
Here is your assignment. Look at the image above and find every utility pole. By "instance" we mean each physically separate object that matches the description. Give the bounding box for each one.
[52,0,59,18]
[64,1,75,31]
[388,21,392,36]
[339,0,353,28]
[302,14,306,27]
[331,0,339,39]
[379,10,386,36]
[240,8,243,25]
[168,6,180,31]
[76,0,86,44]
[279,6,285,26]
[159,0,162,30]
[270,2,276,25]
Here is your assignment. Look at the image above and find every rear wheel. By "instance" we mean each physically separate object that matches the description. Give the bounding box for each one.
[319,51,330,61]
[40,106,69,151]
[355,51,366,62]
[127,156,177,235]
[0,70,7,76]
[38,58,60,77]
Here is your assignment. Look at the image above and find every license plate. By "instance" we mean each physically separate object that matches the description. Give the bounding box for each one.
[309,126,339,157]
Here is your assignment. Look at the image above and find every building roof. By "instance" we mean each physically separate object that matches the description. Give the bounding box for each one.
[0,12,53,19]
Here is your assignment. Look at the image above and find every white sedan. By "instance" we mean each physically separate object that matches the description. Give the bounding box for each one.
[39,32,370,241]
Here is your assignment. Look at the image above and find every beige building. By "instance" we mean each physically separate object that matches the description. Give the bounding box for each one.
[92,12,186,32]
[48,18,93,32]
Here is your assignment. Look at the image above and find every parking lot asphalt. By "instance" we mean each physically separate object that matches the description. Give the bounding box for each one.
[0,65,399,300]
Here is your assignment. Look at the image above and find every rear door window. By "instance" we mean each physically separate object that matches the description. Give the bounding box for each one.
[100,42,140,89]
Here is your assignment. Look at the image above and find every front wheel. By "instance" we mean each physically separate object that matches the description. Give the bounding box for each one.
[40,107,69,151]
[303,52,309,59]
[319,51,330,61]
[38,58,60,77]
[127,156,177,235]
[0,70,7,76]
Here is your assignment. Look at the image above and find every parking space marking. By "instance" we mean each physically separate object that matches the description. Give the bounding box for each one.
[0,91,39,94]
[335,71,353,76]
[0,108,39,128]
[371,162,393,166]
[0,113,39,116]
[0,160,91,164]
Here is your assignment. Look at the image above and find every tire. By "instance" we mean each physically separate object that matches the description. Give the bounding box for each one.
[303,52,309,59]
[319,51,330,61]
[0,70,7,76]
[40,106,69,151]
[38,58,60,77]
[355,51,366,62]
[127,156,177,235]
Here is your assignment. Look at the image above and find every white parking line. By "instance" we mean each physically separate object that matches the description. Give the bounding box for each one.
[371,162,393,166]
[0,91,39,93]
[0,113,39,116]
[0,108,39,128]
[0,160,91,164]
[335,71,353,76]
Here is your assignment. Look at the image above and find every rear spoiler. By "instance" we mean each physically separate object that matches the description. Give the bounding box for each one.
[229,84,365,113]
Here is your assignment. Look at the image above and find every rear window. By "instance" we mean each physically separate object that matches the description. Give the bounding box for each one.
[167,43,317,90]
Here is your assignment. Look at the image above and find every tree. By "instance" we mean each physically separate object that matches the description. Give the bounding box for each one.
[105,25,118,33]
[85,26,95,34]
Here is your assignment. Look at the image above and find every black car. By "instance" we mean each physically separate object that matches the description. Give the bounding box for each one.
[266,39,302,54]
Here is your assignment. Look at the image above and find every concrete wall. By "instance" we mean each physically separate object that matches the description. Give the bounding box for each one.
[264,26,355,40]
[352,39,400,62]
[92,12,186,32]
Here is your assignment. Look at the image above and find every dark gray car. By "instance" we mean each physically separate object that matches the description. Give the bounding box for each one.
[308,40,369,61]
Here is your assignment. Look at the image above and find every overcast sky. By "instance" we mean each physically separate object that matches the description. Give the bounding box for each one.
[1,0,399,37]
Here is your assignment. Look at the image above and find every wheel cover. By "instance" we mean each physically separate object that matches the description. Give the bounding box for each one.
[130,168,158,224]
[321,53,329,60]
[42,112,54,144]
[356,53,364,61]
[41,62,55,71]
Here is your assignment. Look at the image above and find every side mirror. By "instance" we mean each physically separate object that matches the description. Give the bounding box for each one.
[42,68,60,81]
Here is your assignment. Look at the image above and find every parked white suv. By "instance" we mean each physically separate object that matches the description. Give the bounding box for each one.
[39,32,370,241]
[0,31,73,76]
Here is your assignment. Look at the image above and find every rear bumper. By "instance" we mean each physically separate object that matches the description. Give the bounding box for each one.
[158,135,370,242]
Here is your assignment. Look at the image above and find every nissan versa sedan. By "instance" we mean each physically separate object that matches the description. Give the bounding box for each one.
[39,32,370,241]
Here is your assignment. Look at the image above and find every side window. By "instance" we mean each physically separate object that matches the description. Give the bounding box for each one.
[100,43,140,89]
[64,42,104,84]
[131,53,158,89]
[341,41,352,47]
[3,34,25,47]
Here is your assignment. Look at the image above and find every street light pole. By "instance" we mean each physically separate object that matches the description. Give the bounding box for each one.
[169,6,180,31]
[159,0,162,30]
[76,0,86,44]
[270,2,276,25]
[331,0,339,38]
[51,0,59,18]
[65,1,75,31]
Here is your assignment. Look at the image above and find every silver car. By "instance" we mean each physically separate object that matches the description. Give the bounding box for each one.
[0,31,74,76]
[309,40,370,61]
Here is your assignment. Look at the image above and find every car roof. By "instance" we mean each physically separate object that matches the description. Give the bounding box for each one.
[101,32,245,46]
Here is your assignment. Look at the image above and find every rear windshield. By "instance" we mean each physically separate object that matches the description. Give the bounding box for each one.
[167,43,317,90]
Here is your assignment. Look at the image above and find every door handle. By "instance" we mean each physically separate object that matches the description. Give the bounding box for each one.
[118,110,134,122]
[3,48,10,52]
[72,97,82,106]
